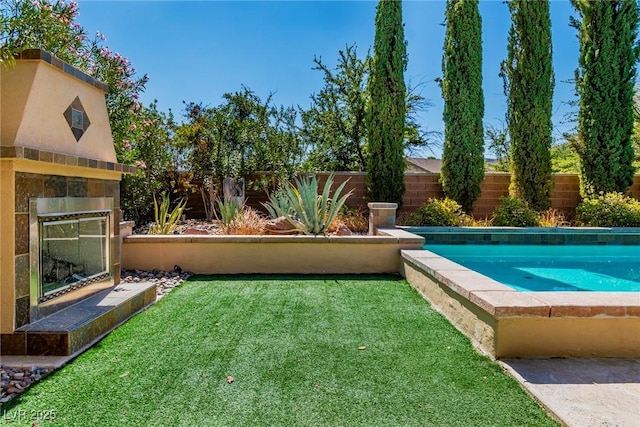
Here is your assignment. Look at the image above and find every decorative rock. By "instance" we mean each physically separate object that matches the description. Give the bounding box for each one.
[0,365,51,403]
[183,227,210,235]
[334,223,352,236]
[264,216,298,235]
[121,269,192,299]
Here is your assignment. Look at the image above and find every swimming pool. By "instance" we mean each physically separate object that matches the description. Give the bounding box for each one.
[423,244,640,292]
[400,228,640,357]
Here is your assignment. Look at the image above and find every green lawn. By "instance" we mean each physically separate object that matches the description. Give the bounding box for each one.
[2,275,558,426]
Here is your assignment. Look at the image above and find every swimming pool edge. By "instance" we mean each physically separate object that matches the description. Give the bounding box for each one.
[400,249,640,358]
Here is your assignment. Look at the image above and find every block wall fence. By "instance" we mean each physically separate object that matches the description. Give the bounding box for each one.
[184,173,640,220]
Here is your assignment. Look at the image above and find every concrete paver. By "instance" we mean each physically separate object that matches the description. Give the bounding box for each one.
[501,358,640,427]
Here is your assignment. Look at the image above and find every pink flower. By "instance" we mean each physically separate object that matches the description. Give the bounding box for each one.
[134,160,147,169]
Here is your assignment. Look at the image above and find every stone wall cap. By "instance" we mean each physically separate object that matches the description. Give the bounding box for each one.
[14,49,109,93]
[368,202,398,209]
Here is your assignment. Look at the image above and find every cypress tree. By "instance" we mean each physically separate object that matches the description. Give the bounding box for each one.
[440,0,485,213]
[367,0,407,206]
[501,0,554,211]
[571,0,639,194]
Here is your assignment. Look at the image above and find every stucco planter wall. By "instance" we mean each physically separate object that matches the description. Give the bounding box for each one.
[121,228,424,274]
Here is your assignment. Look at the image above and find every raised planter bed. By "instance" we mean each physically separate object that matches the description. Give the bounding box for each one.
[121,228,424,274]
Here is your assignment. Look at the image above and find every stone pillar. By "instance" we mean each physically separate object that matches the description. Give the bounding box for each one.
[368,202,398,235]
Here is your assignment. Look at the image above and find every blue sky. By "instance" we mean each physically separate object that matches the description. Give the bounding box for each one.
[75,0,579,157]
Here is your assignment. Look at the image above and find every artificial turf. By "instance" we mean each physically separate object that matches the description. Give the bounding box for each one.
[2,275,558,426]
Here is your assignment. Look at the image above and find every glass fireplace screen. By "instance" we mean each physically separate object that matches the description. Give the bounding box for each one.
[39,211,110,301]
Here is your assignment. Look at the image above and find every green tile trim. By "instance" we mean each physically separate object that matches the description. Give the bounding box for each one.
[413,227,640,245]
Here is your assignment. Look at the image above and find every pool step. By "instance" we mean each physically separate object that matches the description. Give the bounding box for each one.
[4,283,156,356]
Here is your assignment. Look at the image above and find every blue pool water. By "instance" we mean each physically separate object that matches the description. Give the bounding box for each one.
[423,244,640,292]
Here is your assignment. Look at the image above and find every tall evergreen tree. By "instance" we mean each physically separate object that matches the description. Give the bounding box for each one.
[367,0,407,206]
[571,0,639,194]
[500,0,554,211]
[440,0,484,213]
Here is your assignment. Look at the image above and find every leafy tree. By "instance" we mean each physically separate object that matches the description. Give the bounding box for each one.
[571,0,639,194]
[301,45,370,171]
[301,44,429,172]
[485,123,510,172]
[120,103,182,224]
[178,87,303,193]
[440,0,484,213]
[550,142,580,173]
[367,0,407,206]
[501,0,554,211]
[487,125,581,174]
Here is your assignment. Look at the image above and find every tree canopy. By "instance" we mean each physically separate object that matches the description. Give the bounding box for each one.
[440,0,485,213]
[501,0,554,211]
[571,0,639,194]
[301,44,430,173]
[367,0,408,206]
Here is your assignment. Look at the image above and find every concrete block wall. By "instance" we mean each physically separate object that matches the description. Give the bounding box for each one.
[181,172,640,221]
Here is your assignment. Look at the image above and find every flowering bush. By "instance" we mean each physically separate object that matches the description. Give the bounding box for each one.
[1,1,188,223]
[1,0,86,67]
[576,192,640,227]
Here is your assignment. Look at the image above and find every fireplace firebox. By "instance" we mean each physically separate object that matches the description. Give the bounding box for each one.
[29,197,115,322]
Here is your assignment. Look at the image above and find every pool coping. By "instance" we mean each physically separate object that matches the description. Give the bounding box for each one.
[402,249,640,317]
[401,249,640,358]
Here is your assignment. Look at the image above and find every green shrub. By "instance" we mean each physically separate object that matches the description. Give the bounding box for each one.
[405,198,471,226]
[492,196,540,227]
[575,192,640,227]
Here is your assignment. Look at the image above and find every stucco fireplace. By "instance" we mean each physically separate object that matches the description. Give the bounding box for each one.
[0,50,152,356]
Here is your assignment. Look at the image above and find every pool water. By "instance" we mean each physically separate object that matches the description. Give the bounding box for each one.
[423,244,640,292]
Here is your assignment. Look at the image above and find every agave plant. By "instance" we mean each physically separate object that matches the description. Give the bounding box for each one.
[263,187,293,219]
[215,196,245,225]
[148,192,187,235]
[264,173,353,235]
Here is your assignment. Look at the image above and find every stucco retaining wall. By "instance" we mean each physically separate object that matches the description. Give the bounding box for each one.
[122,228,424,275]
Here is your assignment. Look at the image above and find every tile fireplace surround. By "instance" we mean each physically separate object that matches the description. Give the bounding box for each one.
[0,50,139,355]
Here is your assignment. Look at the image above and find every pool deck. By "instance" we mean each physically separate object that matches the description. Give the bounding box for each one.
[500,358,640,427]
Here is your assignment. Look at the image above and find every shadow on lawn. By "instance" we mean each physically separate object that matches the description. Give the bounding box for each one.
[188,273,405,283]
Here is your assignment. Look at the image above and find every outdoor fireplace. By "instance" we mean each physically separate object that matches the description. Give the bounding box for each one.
[1,50,142,355]
[29,197,114,322]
